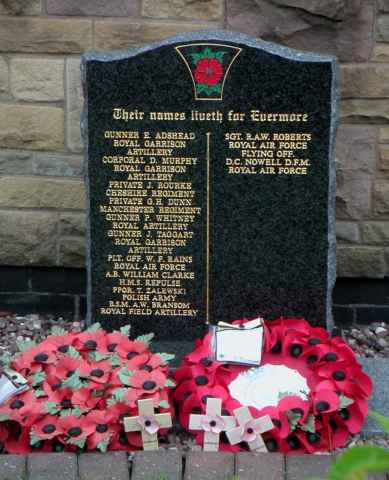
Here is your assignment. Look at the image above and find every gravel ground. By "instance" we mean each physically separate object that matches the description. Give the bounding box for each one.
[0,312,84,359]
[342,322,389,358]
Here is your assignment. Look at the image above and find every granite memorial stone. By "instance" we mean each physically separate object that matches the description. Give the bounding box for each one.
[82,31,337,340]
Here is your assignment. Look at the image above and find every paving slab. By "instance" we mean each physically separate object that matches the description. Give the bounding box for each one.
[131,450,182,479]
[235,452,284,480]
[184,452,234,480]
[286,454,333,480]
[359,358,389,435]
[0,455,26,480]
[28,453,77,480]
[79,452,129,480]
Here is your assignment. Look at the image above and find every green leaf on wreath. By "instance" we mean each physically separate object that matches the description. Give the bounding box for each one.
[86,322,102,332]
[120,325,131,336]
[67,437,86,449]
[0,352,12,367]
[45,401,60,415]
[89,351,109,362]
[301,415,316,434]
[60,407,83,418]
[0,413,10,422]
[66,346,81,359]
[156,353,175,364]
[107,388,128,406]
[110,353,122,368]
[136,332,154,347]
[165,378,176,388]
[62,370,86,390]
[339,395,354,409]
[92,389,104,398]
[34,388,46,398]
[30,431,43,446]
[96,434,112,453]
[32,370,46,387]
[113,388,127,401]
[159,399,170,409]
[118,367,135,386]
[16,339,36,352]
[50,326,66,336]
[214,51,227,61]
[286,410,302,431]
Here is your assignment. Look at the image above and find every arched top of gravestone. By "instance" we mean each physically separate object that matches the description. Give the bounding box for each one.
[82,30,337,66]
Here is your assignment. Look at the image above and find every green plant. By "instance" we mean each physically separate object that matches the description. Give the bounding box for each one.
[312,411,389,480]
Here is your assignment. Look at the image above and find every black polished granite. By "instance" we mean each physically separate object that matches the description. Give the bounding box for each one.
[82,31,338,340]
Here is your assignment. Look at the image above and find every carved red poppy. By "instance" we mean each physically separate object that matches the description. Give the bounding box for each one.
[194,58,223,86]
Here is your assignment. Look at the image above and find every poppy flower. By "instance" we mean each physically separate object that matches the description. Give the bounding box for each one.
[110,430,142,451]
[52,356,84,382]
[100,332,129,355]
[74,331,106,353]
[130,370,166,394]
[194,58,223,86]
[58,415,94,444]
[33,414,63,440]
[143,353,172,371]
[79,360,111,385]
[316,361,371,399]
[72,387,101,411]
[4,424,31,454]
[41,333,76,355]
[256,405,290,439]
[85,410,117,450]
[116,339,148,361]
[238,418,263,443]
[20,346,56,372]
[0,390,42,426]
[178,364,218,389]
[184,333,213,364]
[200,414,226,434]
[45,386,76,411]
[321,413,350,450]
[337,400,368,435]
[312,389,339,415]
[137,415,160,435]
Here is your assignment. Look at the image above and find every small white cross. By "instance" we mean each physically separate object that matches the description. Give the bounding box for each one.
[189,397,236,452]
[226,406,274,452]
[124,399,172,451]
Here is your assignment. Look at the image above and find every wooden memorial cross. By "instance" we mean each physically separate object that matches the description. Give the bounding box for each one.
[226,406,274,452]
[189,397,236,451]
[124,398,172,451]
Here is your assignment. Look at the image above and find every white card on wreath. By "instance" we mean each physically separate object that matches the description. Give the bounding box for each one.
[0,369,29,406]
[214,318,263,366]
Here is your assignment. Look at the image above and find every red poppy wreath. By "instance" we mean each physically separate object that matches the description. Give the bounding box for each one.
[0,324,175,454]
[173,318,373,454]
